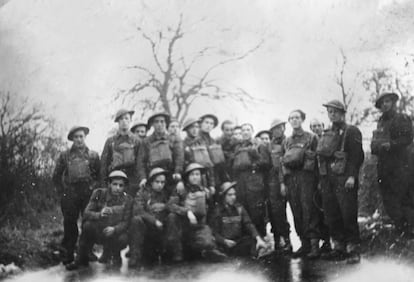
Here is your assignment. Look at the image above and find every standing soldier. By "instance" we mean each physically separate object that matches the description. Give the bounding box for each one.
[255,130,272,145]
[182,117,201,167]
[211,181,267,257]
[131,121,148,140]
[53,126,100,265]
[137,113,184,195]
[281,110,320,259]
[197,114,227,193]
[267,119,292,254]
[232,123,270,236]
[371,92,413,233]
[217,120,235,179]
[309,118,332,253]
[317,100,364,264]
[168,118,181,138]
[101,109,141,195]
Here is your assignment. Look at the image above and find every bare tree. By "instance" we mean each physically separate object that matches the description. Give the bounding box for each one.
[116,15,264,124]
[335,49,371,126]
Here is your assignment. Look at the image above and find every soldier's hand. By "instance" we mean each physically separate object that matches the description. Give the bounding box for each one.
[176,181,185,195]
[103,226,115,237]
[187,210,198,225]
[100,207,111,217]
[224,239,236,248]
[344,176,355,191]
[173,173,182,181]
[139,179,147,189]
[209,186,216,196]
[155,220,163,229]
[280,183,287,197]
[255,237,267,250]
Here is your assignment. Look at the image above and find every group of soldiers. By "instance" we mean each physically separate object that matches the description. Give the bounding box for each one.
[53,92,414,271]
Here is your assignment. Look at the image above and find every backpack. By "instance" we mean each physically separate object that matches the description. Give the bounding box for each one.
[66,151,91,183]
[316,130,341,157]
[283,134,312,169]
[111,141,136,169]
[208,144,225,165]
[149,139,173,167]
[191,144,213,167]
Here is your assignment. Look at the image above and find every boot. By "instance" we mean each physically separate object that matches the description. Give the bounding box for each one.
[61,251,74,265]
[112,252,122,267]
[320,240,332,254]
[88,251,98,262]
[321,249,347,261]
[292,240,310,258]
[65,258,88,271]
[306,239,320,260]
[202,249,227,262]
[346,252,361,264]
[98,248,111,264]
[281,236,293,254]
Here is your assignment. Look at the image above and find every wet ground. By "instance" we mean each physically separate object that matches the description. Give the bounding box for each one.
[5,254,414,282]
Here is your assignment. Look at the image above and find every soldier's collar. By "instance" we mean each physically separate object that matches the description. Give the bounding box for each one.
[117,130,133,138]
[70,144,88,152]
[292,128,304,137]
[153,131,168,140]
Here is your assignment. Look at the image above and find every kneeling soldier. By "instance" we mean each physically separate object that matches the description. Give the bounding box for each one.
[66,170,133,270]
[211,182,267,257]
[128,168,182,267]
[169,163,227,262]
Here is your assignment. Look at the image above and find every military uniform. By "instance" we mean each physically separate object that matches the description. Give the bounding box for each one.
[267,135,291,249]
[211,203,259,257]
[371,110,413,230]
[217,134,235,180]
[318,121,364,255]
[100,131,141,194]
[281,128,320,254]
[53,144,100,262]
[129,185,181,265]
[169,183,223,258]
[232,139,270,236]
[137,132,184,193]
[74,187,133,266]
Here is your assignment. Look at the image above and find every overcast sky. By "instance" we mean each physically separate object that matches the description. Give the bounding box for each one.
[1,0,414,151]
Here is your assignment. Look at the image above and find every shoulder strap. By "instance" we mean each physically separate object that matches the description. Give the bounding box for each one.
[340,126,348,152]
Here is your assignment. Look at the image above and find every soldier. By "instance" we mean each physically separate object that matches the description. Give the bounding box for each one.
[317,100,364,264]
[255,130,272,145]
[267,119,292,254]
[281,110,320,259]
[131,121,148,140]
[211,182,267,257]
[53,126,100,265]
[310,119,324,138]
[217,120,235,179]
[182,117,201,167]
[66,170,133,270]
[137,112,184,195]
[101,109,141,195]
[168,118,181,137]
[128,168,182,267]
[232,123,270,236]
[233,126,243,142]
[309,118,331,254]
[197,114,227,193]
[371,92,413,234]
[169,163,227,261]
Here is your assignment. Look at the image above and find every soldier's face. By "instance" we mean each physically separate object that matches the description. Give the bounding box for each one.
[200,117,215,133]
[327,107,344,123]
[168,122,180,135]
[310,121,324,136]
[271,124,285,139]
[110,179,125,195]
[153,117,167,133]
[72,130,86,147]
[188,169,202,186]
[151,175,166,192]
[222,123,234,137]
[225,188,236,206]
[380,97,394,113]
[187,123,200,138]
[288,112,303,129]
[233,129,242,140]
[260,133,271,144]
[134,126,147,138]
[241,124,253,140]
[118,114,131,131]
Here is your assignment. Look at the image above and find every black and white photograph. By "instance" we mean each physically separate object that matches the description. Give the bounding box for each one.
[1,0,414,281]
